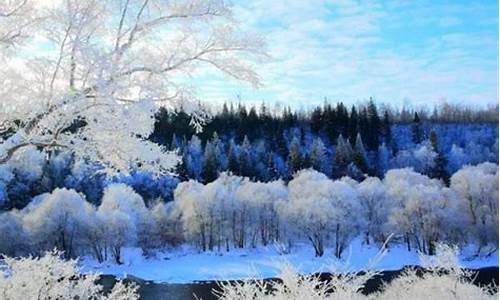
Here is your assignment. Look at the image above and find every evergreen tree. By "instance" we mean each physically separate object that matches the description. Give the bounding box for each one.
[348,106,358,142]
[358,107,369,145]
[247,106,259,140]
[323,103,337,141]
[353,133,369,173]
[266,153,278,181]
[287,137,302,174]
[239,135,253,178]
[366,99,381,150]
[201,141,219,183]
[310,137,327,174]
[412,112,423,144]
[254,140,268,180]
[381,110,392,145]
[227,138,239,175]
[428,130,449,184]
[334,134,351,178]
[311,107,323,133]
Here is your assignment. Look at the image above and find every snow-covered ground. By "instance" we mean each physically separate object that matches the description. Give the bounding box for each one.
[80,240,499,283]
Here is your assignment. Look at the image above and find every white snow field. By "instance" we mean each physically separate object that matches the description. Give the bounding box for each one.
[81,239,499,283]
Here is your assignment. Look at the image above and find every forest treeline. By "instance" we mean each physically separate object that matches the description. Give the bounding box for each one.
[0,101,497,210]
[151,100,498,184]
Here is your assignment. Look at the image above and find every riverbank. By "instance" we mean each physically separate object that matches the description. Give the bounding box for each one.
[81,240,499,284]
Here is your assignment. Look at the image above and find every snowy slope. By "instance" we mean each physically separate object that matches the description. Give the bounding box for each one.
[80,240,499,283]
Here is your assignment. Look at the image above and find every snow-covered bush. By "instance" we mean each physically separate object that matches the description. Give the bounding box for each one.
[379,244,497,300]
[216,243,497,300]
[0,250,138,300]
[22,188,94,258]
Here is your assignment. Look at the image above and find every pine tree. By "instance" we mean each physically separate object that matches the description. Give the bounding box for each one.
[211,132,226,171]
[348,106,358,142]
[227,138,239,175]
[310,137,327,174]
[254,140,268,180]
[428,130,449,184]
[381,110,392,145]
[239,135,253,178]
[263,153,276,181]
[287,137,302,174]
[311,106,323,133]
[334,134,351,178]
[353,133,369,173]
[201,141,218,183]
[366,99,381,151]
[412,112,423,144]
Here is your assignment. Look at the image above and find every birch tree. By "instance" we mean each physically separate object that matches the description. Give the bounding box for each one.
[0,0,266,175]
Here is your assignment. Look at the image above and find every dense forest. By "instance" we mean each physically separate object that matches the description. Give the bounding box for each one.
[0,101,497,210]
[151,100,498,183]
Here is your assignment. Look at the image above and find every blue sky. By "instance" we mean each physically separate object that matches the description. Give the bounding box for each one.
[193,0,498,109]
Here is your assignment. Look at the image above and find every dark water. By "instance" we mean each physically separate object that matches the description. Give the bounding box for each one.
[99,266,499,300]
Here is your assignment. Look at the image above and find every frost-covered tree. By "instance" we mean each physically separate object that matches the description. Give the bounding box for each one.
[377,142,391,176]
[384,168,450,254]
[284,170,360,257]
[227,138,240,174]
[0,210,29,256]
[185,135,203,180]
[97,183,151,263]
[150,200,183,247]
[353,133,369,174]
[309,137,327,174]
[357,177,390,245]
[287,136,302,175]
[412,142,437,174]
[334,134,352,178]
[0,1,37,49]
[236,180,287,247]
[173,179,209,250]
[450,163,499,249]
[0,250,138,300]
[0,0,265,175]
[239,136,253,178]
[201,140,219,183]
[0,146,46,209]
[428,130,449,183]
[22,188,93,258]
[411,112,423,144]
